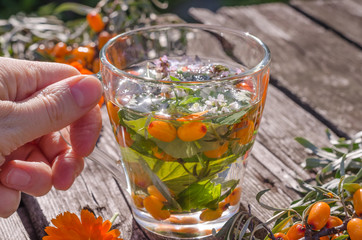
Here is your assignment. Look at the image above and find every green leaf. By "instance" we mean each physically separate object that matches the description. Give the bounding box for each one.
[54,2,93,15]
[214,107,250,125]
[256,189,294,212]
[137,156,182,211]
[271,215,293,233]
[304,157,331,169]
[177,180,221,211]
[215,211,248,238]
[169,75,181,81]
[295,137,337,159]
[236,217,253,240]
[333,235,349,240]
[178,96,201,106]
[343,183,361,194]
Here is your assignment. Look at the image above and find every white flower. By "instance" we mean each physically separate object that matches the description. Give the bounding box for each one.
[229,102,239,111]
[127,95,138,106]
[209,107,218,114]
[220,107,231,113]
[205,96,216,107]
[190,102,202,112]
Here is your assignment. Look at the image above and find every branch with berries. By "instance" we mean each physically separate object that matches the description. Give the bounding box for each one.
[216,130,362,240]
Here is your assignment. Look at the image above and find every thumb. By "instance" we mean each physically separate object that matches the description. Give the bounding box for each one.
[0,74,102,156]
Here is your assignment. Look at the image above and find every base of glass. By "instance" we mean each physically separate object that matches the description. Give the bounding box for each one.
[133,205,240,239]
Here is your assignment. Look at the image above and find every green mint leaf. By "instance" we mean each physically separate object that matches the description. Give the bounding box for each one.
[177,180,221,211]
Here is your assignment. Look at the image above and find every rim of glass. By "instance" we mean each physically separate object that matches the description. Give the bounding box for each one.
[100,23,271,83]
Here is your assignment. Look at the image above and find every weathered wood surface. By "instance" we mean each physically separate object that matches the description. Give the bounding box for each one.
[189,3,362,137]
[0,207,35,240]
[1,1,361,240]
[290,0,362,47]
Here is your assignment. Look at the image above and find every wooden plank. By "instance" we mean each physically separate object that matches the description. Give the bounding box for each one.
[189,4,362,136]
[291,0,362,47]
[0,207,35,240]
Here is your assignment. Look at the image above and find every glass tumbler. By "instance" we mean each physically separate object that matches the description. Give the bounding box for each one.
[99,24,271,239]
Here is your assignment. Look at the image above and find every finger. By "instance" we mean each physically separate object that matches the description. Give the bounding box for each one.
[37,131,70,164]
[0,184,20,218]
[52,150,84,191]
[0,160,52,197]
[70,105,102,156]
[0,74,102,156]
[0,57,80,101]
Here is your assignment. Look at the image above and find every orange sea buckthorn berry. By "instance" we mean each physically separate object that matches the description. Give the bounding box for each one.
[218,201,230,212]
[98,95,104,107]
[72,46,95,65]
[307,202,331,230]
[326,216,343,228]
[37,44,49,54]
[86,10,105,32]
[286,223,305,240]
[154,224,177,233]
[347,218,362,240]
[98,31,112,50]
[92,57,100,73]
[224,187,242,206]
[319,236,329,240]
[51,42,70,58]
[116,125,133,148]
[353,188,362,216]
[199,208,223,221]
[143,195,170,220]
[236,80,254,92]
[177,122,207,142]
[147,185,167,202]
[174,227,199,234]
[272,232,289,240]
[176,110,208,122]
[106,101,120,125]
[233,120,254,145]
[326,192,334,198]
[132,193,145,208]
[152,147,176,162]
[168,216,198,224]
[148,121,176,142]
[204,142,229,158]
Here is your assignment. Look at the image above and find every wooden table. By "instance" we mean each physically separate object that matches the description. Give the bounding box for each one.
[1,0,361,239]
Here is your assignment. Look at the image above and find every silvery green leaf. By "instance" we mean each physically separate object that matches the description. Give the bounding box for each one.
[54,2,93,15]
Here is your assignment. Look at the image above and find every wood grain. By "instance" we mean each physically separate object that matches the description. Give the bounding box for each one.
[0,208,35,240]
[4,3,362,239]
[291,0,362,47]
[189,3,362,136]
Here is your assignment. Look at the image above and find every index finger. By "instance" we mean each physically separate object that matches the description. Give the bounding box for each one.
[0,57,80,101]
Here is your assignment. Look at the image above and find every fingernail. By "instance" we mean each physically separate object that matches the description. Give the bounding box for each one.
[6,169,31,187]
[70,76,102,108]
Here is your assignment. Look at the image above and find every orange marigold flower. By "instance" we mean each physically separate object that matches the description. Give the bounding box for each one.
[43,209,122,240]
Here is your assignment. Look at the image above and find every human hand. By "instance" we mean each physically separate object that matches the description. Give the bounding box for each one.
[0,57,103,218]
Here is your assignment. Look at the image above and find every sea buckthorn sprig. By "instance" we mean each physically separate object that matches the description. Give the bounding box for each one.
[0,0,173,65]
[215,130,362,240]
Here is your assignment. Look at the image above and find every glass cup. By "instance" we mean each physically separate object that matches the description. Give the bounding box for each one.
[99,24,270,239]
